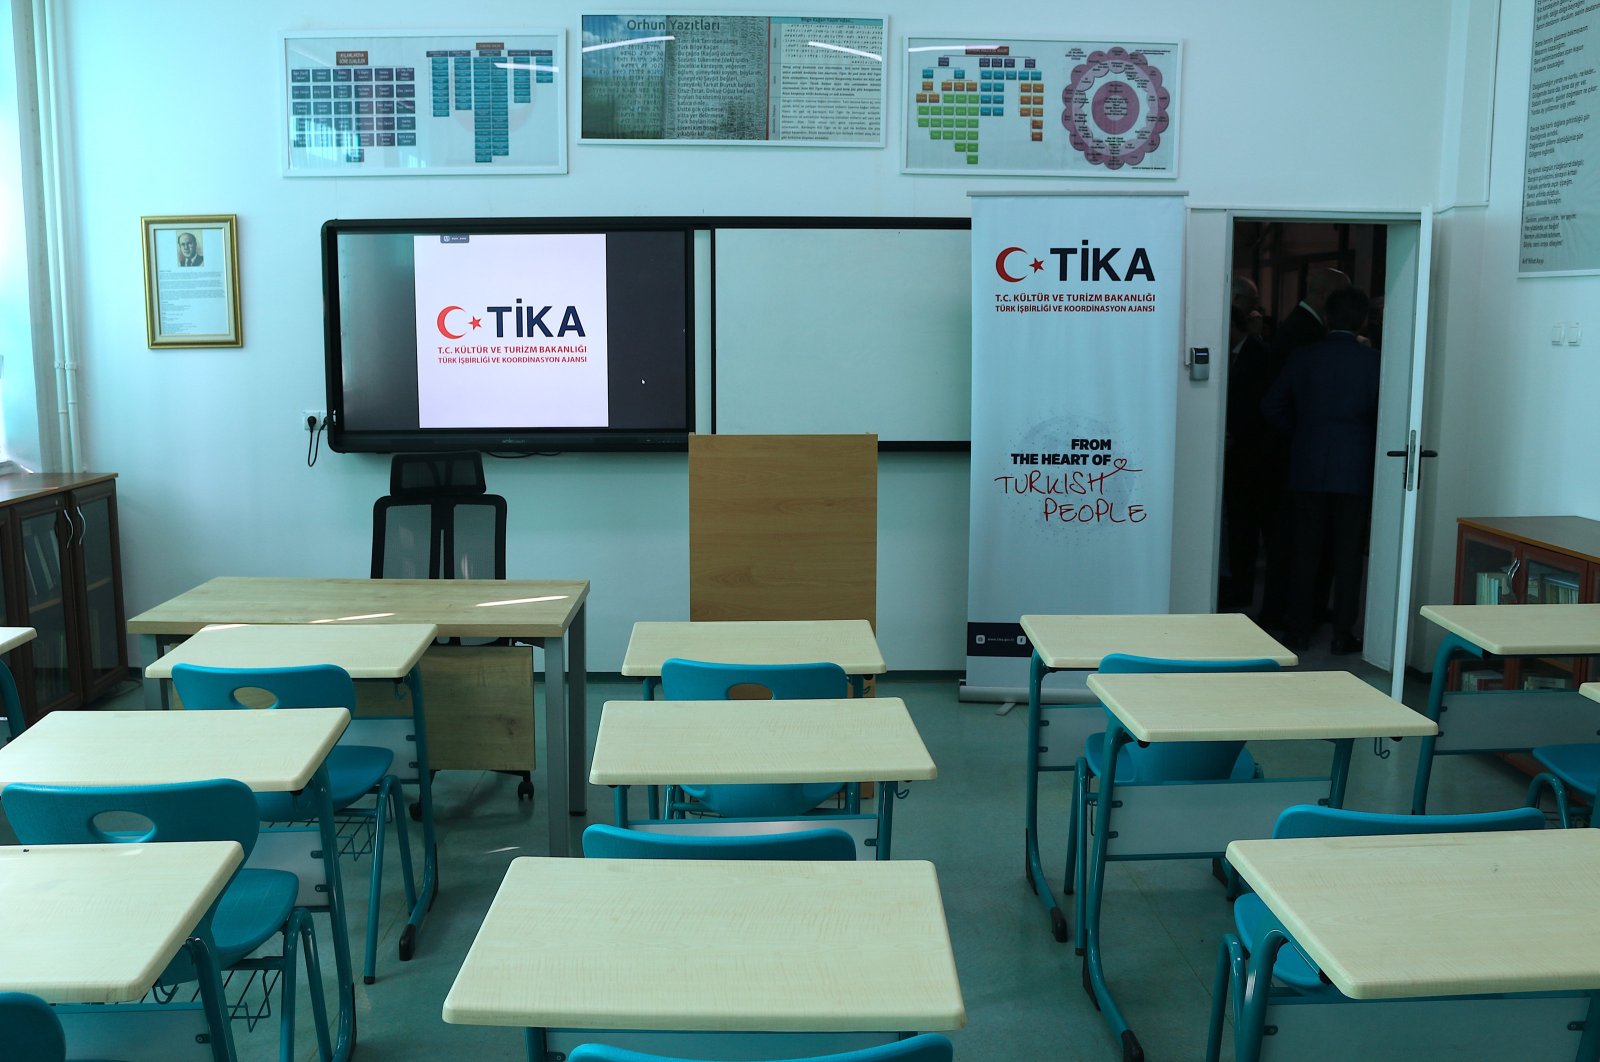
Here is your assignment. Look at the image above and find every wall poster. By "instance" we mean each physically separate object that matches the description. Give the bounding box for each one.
[905,38,1180,177]
[580,14,886,145]
[281,31,567,176]
[141,215,242,348]
[1519,0,1600,276]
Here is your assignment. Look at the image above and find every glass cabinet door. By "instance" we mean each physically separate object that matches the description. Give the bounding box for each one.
[1458,529,1518,604]
[73,485,126,696]
[17,500,72,712]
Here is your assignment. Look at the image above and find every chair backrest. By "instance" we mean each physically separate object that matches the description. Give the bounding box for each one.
[372,452,507,581]
[1272,803,1546,839]
[567,1034,953,1062]
[170,662,357,713]
[1096,653,1281,781]
[0,993,66,1062]
[581,823,857,862]
[0,658,24,744]
[2,778,262,856]
[659,659,850,701]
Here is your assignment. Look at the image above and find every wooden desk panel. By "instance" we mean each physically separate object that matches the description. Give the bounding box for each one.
[1020,613,1298,670]
[1419,603,1600,656]
[622,620,886,676]
[143,622,436,680]
[0,841,241,1003]
[590,698,934,785]
[1085,671,1437,743]
[1227,829,1600,999]
[443,857,964,1031]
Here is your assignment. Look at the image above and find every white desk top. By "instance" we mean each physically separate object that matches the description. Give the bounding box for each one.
[1019,613,1298,670]
[143,622,438,680]
[0,626,35,654]
[1582,682,1600,704]
[589,698,936,785]
[622,620,887,677]
[443,857,964,1031]
[1084,671,1436,743]
[128,576,589,640]
[1419,603,1600,655]
[1226,829,1600,999]
[0,708,349,792]
[0,841,242,1003]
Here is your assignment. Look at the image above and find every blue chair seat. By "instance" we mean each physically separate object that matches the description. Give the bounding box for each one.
[255,744,394,821]
[1531,743,1600,795]
[582,823,857,861]
[1231,892,1328,992]
[209,869,300,966]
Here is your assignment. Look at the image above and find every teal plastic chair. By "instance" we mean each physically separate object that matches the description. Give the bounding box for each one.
[1527,744,1600,828]
[0,993,73,1062]
[1205,802,1547,1062]
[169,662,414,985]
[0,657,25,745]
[658,658,851,818]
[1,779,331,1062]
[582,822,857,861]
[1067,654,1279,945]
[567,1034,953,1062]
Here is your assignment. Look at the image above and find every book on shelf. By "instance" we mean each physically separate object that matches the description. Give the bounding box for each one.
[1460,668,1505,692]
[1523,674,1573,690]
[1475,571,1508,604]
[1539,572,1581,605]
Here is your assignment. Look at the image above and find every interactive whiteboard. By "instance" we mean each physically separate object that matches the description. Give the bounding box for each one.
[712,224,971,444]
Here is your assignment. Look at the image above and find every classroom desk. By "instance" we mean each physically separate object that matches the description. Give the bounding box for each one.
[621,619,887,698]
[441,857,965,1059]
[590,697,936,859]
[1080,670,1436,1062]
[1216,829,1600,1062]
[0,707,357,1062]
[0,841,242,1062]
[128,575,590,856]
[1018,613,1298,943]
[143,621,440,975]
[0,625,36,654]
[1412,603,1600,813]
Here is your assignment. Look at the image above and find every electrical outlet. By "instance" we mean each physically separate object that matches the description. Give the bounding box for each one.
[302,409,327,433]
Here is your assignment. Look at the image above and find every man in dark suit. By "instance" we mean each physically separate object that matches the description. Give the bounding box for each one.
[1256,267,1349,632]
[1220,276,1275,609]
[1261,286,1379,653]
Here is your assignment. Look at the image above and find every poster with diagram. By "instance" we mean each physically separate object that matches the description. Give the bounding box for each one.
[281,31,567,176]
[581,14,886,145]
[904,37,1180,177]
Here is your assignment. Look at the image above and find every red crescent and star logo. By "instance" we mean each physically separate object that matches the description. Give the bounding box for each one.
[994,247,1046,284]
[435,306,483,340]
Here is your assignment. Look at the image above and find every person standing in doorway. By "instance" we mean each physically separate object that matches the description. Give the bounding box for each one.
[1256,266,1349,632]
[1261,286,1379,653]
[1220,276,1274,610]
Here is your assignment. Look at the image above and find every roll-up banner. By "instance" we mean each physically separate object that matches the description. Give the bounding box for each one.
[965,192,1185,697]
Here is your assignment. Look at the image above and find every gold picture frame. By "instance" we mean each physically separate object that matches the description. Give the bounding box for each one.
[141,214,242,347]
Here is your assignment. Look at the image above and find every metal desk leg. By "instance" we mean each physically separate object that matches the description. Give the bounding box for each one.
[399,665,438,963]
[186,934,239,1062]
[1083,721,1144,1062]
[876,777,897,861]
[1024,651,1070,942]
[307,761,357,1062]
[139,634,173,709]
[541,632,571,857]
[1411,634,1482,814]
[1327,738,1355,809]
[568,603,588,817]
[640,676,660,819]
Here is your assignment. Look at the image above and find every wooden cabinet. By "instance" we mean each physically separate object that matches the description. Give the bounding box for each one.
[1453,516,1600,693]
[0,473,126,724]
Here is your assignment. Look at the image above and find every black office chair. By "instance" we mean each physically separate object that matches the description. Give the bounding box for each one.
[372,452,533,805]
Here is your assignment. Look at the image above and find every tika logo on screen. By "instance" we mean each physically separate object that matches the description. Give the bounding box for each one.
[994,242,1155,284]
[434,299,587,340]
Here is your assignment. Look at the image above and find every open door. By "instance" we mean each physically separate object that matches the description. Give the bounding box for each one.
[1363,208,1435,700]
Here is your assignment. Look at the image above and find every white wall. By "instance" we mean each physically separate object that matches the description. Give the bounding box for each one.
[1412,0,1600,667]
[56,1,1457,671]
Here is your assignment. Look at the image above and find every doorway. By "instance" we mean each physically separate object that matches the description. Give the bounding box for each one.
[1219,210,1434,702]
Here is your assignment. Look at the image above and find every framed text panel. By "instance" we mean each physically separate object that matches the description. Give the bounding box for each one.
[581,14,886,146]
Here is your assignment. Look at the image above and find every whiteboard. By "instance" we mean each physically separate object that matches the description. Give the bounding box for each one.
[712,225,972,443]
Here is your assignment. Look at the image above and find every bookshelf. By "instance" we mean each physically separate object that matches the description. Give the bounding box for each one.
[0,473,126,725]
[1454,516,1600,694]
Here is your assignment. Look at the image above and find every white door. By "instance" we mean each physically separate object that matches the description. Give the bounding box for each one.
[1362,208,1435,701]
